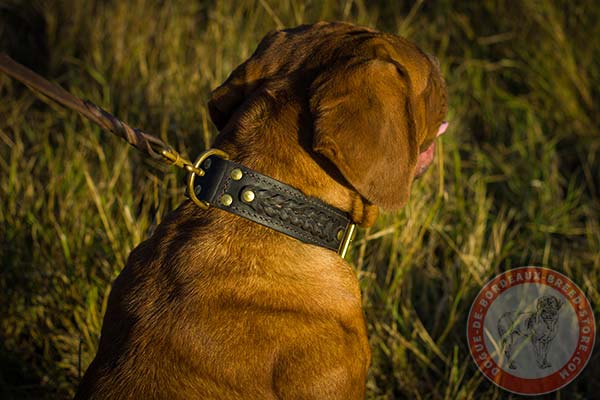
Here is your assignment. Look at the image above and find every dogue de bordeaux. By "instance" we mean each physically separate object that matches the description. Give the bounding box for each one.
[76,21,448,399]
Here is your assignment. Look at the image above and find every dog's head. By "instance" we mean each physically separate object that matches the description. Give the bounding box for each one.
[536,295,564,320]
[209,22,448,211]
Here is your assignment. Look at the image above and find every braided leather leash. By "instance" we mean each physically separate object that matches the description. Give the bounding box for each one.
[0,53,199,174]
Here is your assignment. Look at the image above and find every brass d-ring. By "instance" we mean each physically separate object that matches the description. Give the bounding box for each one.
[187,148,230,209]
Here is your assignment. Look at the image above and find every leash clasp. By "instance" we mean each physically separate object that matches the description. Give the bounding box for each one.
[186,148,230,209]
[160,148,196,173]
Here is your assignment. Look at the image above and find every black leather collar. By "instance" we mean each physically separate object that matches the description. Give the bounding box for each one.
[187,155,355,255]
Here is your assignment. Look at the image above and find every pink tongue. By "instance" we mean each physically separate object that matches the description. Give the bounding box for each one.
[414,121,448,177]
[415,142,435,177]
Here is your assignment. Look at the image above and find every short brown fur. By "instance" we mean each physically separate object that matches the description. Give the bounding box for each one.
[76,22,447,399]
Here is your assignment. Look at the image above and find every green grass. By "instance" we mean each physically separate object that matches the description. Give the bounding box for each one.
[1,0,599,398]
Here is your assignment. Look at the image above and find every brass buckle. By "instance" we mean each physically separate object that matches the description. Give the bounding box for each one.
[186,148,230,209]
[337,223,356,258]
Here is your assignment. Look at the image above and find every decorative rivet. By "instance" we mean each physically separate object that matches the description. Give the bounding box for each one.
[194,185,202,195]
[220,194,233,206]
[203,158,212,169]
[242,190,255,203]
[336,229,345,241]
[230,168,243,181]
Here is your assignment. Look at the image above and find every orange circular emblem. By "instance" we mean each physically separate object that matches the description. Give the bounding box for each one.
[467,267,595,395]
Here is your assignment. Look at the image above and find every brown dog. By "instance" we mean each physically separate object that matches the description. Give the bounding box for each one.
[75,22,447,399]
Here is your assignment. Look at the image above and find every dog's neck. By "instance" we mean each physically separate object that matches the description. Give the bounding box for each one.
[212,95,378,228]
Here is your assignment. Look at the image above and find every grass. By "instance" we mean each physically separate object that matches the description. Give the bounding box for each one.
[0,0,599,398]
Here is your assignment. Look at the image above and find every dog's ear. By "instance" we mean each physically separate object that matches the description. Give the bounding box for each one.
[310,59,419,210]
[536,298,543,311]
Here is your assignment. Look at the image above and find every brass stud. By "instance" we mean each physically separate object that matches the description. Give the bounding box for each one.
[230,168,243,181]
[242,190,255,203]
[220,194,233,206]
[336,228,345,241]
[194,185,202,195]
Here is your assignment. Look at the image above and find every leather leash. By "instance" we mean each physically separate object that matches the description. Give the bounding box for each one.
[0,54,356,257]
[0,53,197,173]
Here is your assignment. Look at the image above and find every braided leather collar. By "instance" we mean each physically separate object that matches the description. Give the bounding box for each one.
[187,155,355,254]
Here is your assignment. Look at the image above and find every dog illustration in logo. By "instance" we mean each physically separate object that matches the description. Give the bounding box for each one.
[497,295,564,369]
